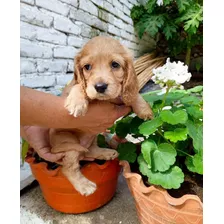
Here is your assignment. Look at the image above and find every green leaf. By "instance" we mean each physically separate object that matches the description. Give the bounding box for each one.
[115,122,130,138]
[137,153,151,176]
[193,153,203,174]
[139,117,163,136]
[163,21,177,40]
[186,106,203,119]
[147,166,185,189]
[130,5,146,22]
[130,116,144,135]
[185,154,203,174]
[141,140,156,169]
[97,134,108,148]
[160,110,188,125]
[141,140,177,172]
[21,138,29,165]
[176,0,191,12]
[178,4,203,35]
[180,96,201,106]
[152,143,177,172]
[145,0,157,14]
[185,120,203,153]
[186,85,203,93]
[164,128,188,143]
[117,142,137,163]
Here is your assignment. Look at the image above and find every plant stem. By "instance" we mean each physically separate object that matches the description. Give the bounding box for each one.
[159,87,170,112]
[176,149,193,158]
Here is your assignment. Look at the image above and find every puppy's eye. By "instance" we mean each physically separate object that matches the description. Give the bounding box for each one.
[111,61,120,69]
[84,64,91,71]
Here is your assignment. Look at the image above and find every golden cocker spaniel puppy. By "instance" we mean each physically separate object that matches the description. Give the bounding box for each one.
[49,36,153,196]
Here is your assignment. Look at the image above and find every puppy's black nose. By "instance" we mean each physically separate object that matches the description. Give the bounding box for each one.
[95,83,108,93]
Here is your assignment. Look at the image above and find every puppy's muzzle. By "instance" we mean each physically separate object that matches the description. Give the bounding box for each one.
[94,83,108,93]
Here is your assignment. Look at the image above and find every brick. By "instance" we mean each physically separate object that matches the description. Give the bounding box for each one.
[21,21,67,45]
[70,9,107,31]
[113,17,125,29]
[123,5,130,16]
[120,0,133,9]
[68,60,74,72]
[20,76,56,88]
[120,30,131,40]
[112,0,123,10]
[90,0,104,8]
[108,24,120,36]
[36,0,69,16]
[125,24,135,34]
[60,0,78,7]
[21,0,34,5]
[37,59,68,73]
[103,1,114,12]
[74,21,92,38]
[54,46,78,59]
[79,0,98,17]
[20,39,52,58]
[128,0,138,4]
[20,58,36,74]
[67,36,85,48]
[20,3,53,28]
[56,74,73,85]
[98,10,110,23]
[54,16,81,35]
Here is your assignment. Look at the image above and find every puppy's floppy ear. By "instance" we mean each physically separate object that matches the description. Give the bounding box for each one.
[122,53,139,106]
[73,52,87,91]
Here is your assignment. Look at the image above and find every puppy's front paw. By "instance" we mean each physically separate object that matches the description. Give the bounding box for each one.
[75,178,97,196]
[137,107,154,120]
[65,96,88,117]
[98,149,119,160]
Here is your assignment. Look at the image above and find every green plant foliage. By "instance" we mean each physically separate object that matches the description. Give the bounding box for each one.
[97,134,108,148]
[164,128,188,143]
[130,0,203,61]
[139,117,163,136]
[114,87,203,190]
[117,142,137,163]
[160,110,188,125]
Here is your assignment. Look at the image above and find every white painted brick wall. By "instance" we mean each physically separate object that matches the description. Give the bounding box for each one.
[20,0,155,93]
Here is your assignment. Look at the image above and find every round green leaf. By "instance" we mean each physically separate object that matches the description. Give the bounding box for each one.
[141,140,157,169]
[147,166,184,189]
[186,106,203,119]
[187,85,203,93]
[193,154,203,174]
[180,96,201,105]
[117,142,137,163]
[139,117,163,136]
[160,110,188,125]
[153,143,177,172]
[164,128,188,143]
[137,154,151,176]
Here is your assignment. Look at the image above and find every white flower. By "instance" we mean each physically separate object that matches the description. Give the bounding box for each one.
[162,106,172,110]
[152,58,192,90]
[156,0,163,6]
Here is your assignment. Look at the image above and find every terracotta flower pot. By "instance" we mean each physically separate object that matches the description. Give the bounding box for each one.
[26,156,121,214]
[120,160,203,224]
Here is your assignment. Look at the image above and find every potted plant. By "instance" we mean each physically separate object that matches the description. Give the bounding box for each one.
[106,58,203,224]
[22,135,121,214]
[130,0,203,77]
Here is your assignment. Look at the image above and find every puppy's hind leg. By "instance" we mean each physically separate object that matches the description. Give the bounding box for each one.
[62,150,97,196]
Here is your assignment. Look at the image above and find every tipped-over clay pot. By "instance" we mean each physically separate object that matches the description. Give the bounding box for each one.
[120,160,203,224]
[26,156,121,214]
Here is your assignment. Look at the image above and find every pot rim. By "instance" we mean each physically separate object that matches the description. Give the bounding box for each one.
[26,155,117,178]
[120,160,203,208]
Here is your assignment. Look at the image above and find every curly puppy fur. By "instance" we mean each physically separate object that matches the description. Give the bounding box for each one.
[49,36,153,196]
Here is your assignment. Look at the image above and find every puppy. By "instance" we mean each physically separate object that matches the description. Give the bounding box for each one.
[49,36,153,196]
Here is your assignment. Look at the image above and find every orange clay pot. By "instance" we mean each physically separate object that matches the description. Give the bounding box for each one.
[26,156,121,214]
[120,161,203,224]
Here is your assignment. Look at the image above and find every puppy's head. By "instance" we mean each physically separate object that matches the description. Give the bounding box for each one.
[74,36,138,105]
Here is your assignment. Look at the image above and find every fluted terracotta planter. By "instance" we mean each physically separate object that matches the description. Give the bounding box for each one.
[120,161,203,224]
[26,155,121,214]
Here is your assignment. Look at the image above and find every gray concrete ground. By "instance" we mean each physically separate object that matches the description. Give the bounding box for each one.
[20,174,140,224]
